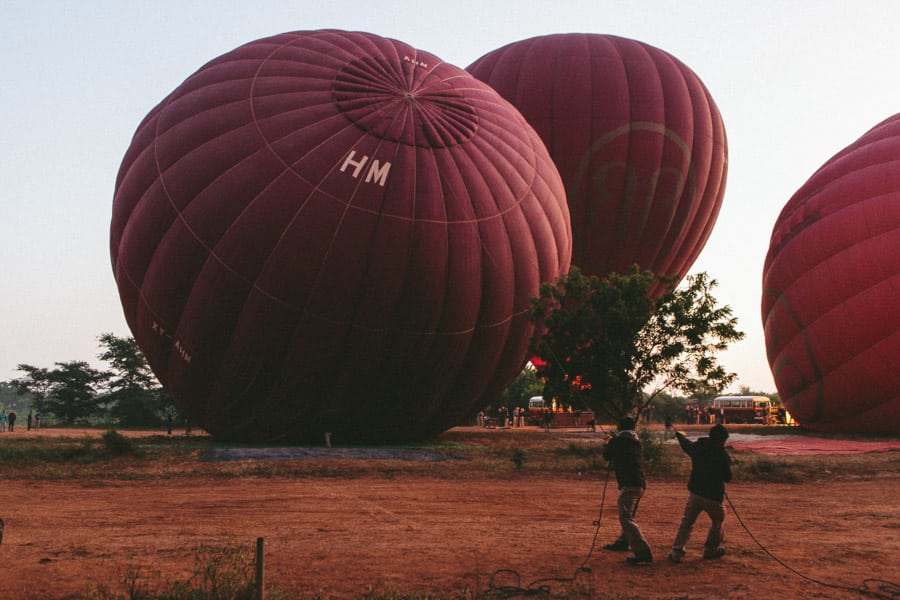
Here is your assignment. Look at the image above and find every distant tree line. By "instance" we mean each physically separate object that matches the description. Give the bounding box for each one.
[5,333,176,428]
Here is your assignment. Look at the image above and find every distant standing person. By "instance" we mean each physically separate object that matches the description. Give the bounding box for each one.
[7,411,16,432]
[668,424,733,563]
[542,408,554,432]
[602,416,653,564]
[27,409,33,431]
[35,412,42,430]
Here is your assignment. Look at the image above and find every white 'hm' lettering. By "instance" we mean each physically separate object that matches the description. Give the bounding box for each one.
[340,150,391,187]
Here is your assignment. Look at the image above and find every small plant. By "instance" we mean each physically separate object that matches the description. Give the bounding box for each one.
[62,438,96,461]
[637,427,689,475]
[510,447,526,470]
[738,456,802,483]
[637,427,671,473]
[90,538,267,600]
[101,429,142,457]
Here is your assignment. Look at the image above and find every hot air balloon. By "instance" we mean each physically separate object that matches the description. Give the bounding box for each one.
[467,33,727,296]
[762,114,900,434]
[110,29,571,444]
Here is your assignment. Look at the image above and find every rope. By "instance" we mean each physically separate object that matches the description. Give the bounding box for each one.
[481,468,900,599]
[480,466,612,598]
[726,492,900,599]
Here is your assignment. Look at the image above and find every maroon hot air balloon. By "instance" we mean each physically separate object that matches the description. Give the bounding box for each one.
[762,114,900,434]
[110,30,571,444]
[468,33,727,296]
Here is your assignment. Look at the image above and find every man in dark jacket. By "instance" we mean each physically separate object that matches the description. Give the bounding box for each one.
[602,416,653,564]
[668,424,732,563]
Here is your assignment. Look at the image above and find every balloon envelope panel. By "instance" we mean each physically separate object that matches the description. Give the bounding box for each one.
[111,30,571,443]
[762,114,900,433]
[467,33,727,296]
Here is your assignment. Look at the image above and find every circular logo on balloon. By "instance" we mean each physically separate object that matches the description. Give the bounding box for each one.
[572,122,697,243]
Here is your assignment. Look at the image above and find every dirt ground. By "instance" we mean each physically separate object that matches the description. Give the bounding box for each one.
[1,425,898,599]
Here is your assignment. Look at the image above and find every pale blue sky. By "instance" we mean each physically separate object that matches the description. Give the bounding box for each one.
[2,0,899,393]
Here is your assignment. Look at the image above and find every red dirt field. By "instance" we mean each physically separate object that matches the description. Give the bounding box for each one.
[1,425,898,599]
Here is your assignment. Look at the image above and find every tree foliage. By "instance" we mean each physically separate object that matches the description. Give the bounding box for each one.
[98,332,169,426]
[98,333,156,392]
[528,266,745,423]
[498,365,545,410]
[7,334,171,428]
[11,361,109,425]
[1,380,30,410]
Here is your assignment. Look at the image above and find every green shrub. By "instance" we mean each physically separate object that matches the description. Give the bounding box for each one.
[637,427,670,473]
[102,430,141,457]
[510,447,526,470]
[62,438,96,460]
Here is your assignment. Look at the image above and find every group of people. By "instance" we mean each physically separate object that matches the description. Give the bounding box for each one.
[602,416,732,565]
[683,404,729,425]
[0,409,41,432]
[477,406,530,428]
[0,409,15,432]
[505,406,529,427]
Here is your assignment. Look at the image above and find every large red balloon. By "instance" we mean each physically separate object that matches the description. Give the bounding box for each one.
[762,114,900,434]
[467,34,727,296]
[110,30,571,444]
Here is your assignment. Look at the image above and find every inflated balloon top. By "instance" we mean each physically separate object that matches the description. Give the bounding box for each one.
[110,29,571,443]
[763,114,900,434]
[468,33,728,296]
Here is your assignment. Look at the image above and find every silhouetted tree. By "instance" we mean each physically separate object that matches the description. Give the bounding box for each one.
[529,266,745,424]
[97,333,168,426]
[12,361,108,424]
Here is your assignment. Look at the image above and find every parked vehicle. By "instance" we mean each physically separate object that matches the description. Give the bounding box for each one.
[711,396,773,424]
